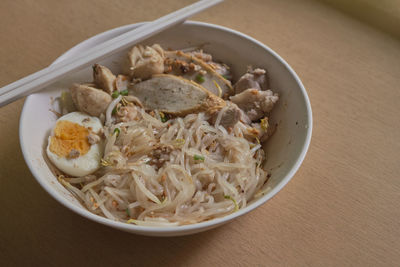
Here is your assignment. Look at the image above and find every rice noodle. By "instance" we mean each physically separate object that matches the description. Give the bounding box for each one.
[61,105,270,226]
[105,95,122,126]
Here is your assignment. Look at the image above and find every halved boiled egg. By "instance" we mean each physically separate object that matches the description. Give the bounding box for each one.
[46,112,103,177]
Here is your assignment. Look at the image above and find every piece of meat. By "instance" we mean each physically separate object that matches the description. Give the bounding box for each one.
[129,74,225,116]
[234,68,269,94]
[124,44,165,80]
[70,84,112,117]
[230,88,278,121]
[164,50,233,98]
[92,64,116,94]
[210,102,241,129]
[219,105,240,128]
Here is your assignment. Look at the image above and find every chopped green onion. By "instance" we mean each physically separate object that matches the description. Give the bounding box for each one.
[111,91,120,98]
[120,89,129,96]
[195,74,205,83]
[112,107,117,115]
[113,128,120,136]
[159,112,168,123]
[222,74,229,80]
[194,154,205,161]
[224,195,239,211]
[126,208,130,217]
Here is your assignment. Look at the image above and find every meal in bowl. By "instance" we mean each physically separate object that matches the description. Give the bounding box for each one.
[47,43,279,226]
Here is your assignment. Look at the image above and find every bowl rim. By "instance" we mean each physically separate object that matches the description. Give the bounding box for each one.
[19,20,313,234]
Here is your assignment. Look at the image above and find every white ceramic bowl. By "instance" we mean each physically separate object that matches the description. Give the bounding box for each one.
[20,21,312,236]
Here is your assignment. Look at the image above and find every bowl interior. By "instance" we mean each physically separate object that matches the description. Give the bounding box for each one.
[20,21,312,235]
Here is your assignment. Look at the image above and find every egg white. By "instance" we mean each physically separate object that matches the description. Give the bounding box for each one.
[46,112,103,177]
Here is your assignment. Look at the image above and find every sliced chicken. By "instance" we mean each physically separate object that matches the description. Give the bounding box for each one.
[129,74,225,116]
[219,104,241,128]
[92,64,116,94]
[234,68,269,94]
[230,88,278,121]
[70,84,112,117]
[210,102,242,129]
[124,44,165,80]
[164,51,233,98]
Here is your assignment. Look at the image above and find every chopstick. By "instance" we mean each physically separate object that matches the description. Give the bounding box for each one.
[0,0,223,107]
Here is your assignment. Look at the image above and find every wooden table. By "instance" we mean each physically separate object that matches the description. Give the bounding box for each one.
[1,0,399,266]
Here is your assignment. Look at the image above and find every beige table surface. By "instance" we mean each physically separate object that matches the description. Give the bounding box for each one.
[1,0,399,266]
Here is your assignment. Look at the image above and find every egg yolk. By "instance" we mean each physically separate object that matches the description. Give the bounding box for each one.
[49,120,90,158]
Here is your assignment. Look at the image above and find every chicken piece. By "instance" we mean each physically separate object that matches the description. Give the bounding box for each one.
[219,104,241,128]
[129,74,225,116]
[230,88,278,121]
[210,102,242,129]
[239,109,251,124]
[92,64,116,94]
[70,84,112,117]
[234,68,269,94]
[124,44,165,80]
[164,50,233,98]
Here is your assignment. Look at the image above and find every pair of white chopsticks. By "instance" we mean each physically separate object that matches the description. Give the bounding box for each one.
[0,0,223,107]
